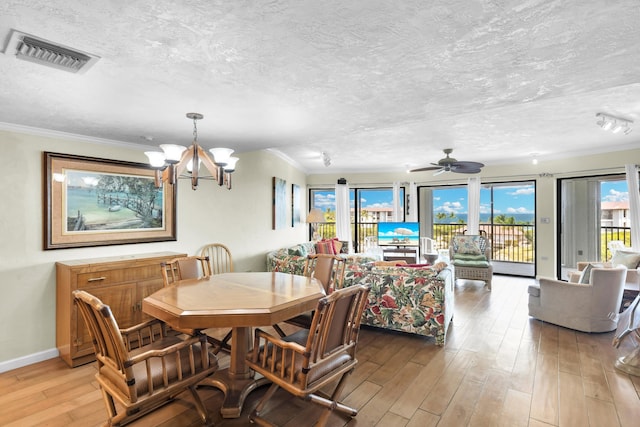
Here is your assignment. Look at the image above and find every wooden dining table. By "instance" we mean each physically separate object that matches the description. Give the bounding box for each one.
[142,271,325,418]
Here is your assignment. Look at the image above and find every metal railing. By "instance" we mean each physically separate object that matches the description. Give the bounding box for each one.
[601,226,631,260]
[314,223,631,264]
[315,222,536,263]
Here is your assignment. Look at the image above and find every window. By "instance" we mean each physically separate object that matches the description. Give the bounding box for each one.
[309,186,404,251]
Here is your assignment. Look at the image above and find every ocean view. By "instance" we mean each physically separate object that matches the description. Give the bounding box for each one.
[434,213,534,224]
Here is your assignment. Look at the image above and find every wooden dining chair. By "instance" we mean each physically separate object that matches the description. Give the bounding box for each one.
[273,253,347,336]
[200,243,233,274]
[246,284,371,426]
[160,255,211,287]
[73,290,218,426]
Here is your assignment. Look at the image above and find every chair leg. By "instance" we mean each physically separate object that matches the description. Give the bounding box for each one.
[271,324,287,338]
[310,370,357,426]
[188,385,212,426]
[249,383,280,426]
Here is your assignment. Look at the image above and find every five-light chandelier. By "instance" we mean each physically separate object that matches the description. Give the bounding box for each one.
[145,113,238,190]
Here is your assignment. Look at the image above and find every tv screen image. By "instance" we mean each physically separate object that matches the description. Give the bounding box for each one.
[377,222,420,246]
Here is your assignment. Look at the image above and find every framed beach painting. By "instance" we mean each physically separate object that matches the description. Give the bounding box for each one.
[43,152,176,250]
[291,183,301,227]
[272,176,286,230]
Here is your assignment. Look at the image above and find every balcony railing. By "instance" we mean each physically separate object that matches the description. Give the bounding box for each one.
[314,222,536,264]
[601,226,631,260]
[314,223,632,266]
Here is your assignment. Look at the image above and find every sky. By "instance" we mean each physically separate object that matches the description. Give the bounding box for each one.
[312,180,629,215]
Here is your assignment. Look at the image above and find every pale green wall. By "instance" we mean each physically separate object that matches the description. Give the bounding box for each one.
[2,126,639,367]
[307,148,640,279]
[0,130,307,365]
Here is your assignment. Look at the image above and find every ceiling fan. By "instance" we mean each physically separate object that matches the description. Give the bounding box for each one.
[410,148,484,175]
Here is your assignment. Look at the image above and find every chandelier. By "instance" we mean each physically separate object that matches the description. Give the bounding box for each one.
[144,113,238,190]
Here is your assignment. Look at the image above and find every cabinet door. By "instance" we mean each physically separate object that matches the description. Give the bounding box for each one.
[74,283,136,358]
[136,278,165,323]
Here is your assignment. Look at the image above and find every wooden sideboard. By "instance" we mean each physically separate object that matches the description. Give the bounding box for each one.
[56,251,186,367]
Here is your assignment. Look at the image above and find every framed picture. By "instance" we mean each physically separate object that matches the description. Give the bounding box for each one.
[43,152,176,250]
[272,177,286,230]
[291,183,301,227]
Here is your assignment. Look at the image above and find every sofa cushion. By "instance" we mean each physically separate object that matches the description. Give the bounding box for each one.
[453,253,487,262]
[611,250,640,269]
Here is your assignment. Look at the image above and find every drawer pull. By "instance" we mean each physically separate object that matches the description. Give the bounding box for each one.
[86,276,107,282]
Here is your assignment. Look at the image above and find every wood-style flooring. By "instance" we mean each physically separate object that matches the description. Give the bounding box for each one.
[1,275,639,426]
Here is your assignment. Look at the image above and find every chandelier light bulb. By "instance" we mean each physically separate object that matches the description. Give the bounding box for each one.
[145,151,166,168]
[209,147,234,166]
[159,144,187,163]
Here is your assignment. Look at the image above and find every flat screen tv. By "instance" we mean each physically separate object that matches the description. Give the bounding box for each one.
[377,222,420,246]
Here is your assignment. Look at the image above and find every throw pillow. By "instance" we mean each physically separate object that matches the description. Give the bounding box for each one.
[455,236,482,255]
[611,250,640,269]
[578,263,595,284]
[316,239,336,254]
[287,244,308,257]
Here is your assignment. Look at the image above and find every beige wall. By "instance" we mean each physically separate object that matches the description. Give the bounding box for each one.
[0,130,307,367]
[307,148,640,279]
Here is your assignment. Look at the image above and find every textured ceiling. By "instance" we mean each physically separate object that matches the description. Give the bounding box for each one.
[0,0,639,174]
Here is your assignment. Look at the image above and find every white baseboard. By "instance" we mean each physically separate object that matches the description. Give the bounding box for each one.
[0,348,60,374]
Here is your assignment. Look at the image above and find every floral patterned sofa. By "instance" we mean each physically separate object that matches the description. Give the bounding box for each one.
[266,243,454,345]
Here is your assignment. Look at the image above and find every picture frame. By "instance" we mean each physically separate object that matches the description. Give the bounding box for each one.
[43,152,176,250]
[291,183,300,227]
[272,176,286,230]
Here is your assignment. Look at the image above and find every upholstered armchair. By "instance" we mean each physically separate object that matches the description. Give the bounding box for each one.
[528,265,627,332]
[449,234,493,289]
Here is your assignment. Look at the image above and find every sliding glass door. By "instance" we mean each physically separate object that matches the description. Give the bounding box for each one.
[558,174,629,279]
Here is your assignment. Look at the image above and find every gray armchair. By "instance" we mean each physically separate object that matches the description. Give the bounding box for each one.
[528,265,627,332]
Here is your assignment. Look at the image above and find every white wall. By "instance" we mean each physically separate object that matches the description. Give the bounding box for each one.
[306,148,640,279]
[0,129,307,367]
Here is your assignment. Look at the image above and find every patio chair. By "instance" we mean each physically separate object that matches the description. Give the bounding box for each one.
[449,234,493,289]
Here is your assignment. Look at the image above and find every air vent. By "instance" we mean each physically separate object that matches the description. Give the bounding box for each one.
[3,30,99,74]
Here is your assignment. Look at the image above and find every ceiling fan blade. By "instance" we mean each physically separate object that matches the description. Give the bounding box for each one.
[433,168,448,176]
[452,161,485,169]
[451,168,482,174]
[410,166,442,172]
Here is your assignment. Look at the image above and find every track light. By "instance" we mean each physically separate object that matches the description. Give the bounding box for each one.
[596,112,633,135]
[322,152,331,167]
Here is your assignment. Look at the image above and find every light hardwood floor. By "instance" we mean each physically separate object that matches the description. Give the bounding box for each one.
[1,275,639,426]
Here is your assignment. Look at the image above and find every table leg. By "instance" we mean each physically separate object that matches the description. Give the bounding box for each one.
[201,326,270,418]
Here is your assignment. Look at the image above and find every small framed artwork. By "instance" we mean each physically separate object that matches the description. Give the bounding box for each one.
[272,176,287,230]
[291,183,301,227]
[43,152,176,250]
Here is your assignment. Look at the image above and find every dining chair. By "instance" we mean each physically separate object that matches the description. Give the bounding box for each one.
[273,253,347,336]
[160,255,211,287]
[200,243,233,274]
[73,290,218,426]
[246,284,371,427]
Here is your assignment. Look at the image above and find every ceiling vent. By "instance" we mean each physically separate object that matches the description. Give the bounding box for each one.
[3,29,100,74]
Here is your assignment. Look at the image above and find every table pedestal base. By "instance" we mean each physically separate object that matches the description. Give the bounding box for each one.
[201,369,271,418]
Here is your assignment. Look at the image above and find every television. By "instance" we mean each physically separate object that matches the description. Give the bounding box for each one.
[377,222,420,246]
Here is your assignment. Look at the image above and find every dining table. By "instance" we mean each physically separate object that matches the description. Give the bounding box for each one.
[142,271,325,418]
